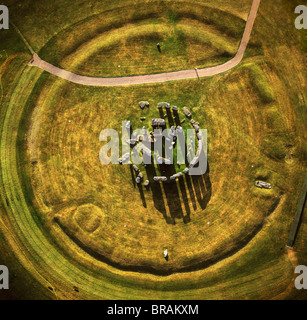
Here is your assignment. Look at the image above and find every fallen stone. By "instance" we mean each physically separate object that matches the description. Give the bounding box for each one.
[153,176,168,182]
[151,118,166,128]
[255,181,272,189]
[170,172,183,180]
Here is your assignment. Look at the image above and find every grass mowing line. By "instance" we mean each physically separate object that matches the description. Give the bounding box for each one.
[10,22,35,55]
[287,173,307,247]
[0,62,59,298]
[0,65,170,299]
[60,21,237,77]
[34,60,289,263]
[30,85,276,272]
[53,194,284,276]
[0,209,58,299]
[0,0,306,300]
[27,0,261,86]
[0,63,111,298]
[30,71,287,275]
[0,80,103,299]
[35,0,249,63]
[4,71,286,296]
[0,55,300,300]
[11,0,251,51]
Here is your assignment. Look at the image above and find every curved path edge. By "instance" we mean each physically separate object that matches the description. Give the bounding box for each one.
[28,0,260,86]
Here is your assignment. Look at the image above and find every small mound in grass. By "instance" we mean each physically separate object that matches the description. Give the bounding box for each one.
[74,204,104,233]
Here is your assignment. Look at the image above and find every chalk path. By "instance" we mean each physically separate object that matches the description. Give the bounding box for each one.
[28,0,260,86]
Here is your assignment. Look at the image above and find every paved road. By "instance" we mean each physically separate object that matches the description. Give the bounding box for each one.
[28,0,260,86]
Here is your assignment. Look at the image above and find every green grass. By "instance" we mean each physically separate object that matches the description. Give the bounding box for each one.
[2,0,249,76]
[40,5,242,76]
[0,0,306,300]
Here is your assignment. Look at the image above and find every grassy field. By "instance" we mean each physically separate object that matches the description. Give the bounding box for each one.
[0,0,306,299]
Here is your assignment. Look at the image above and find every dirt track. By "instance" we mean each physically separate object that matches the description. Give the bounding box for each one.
[28,0,260,86]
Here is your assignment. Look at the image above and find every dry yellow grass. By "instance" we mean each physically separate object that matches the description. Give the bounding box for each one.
[0,0,306,300]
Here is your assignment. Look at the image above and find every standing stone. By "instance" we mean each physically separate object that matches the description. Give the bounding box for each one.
[172,106,178,112]
[176,126,183,133]
[158,102,170,109]
[139,101,146,110]
[183,107,192,118]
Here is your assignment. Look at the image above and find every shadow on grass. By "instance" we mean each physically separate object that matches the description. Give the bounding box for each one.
[133,159,212,224]
[129,106,212,224]
[54,191,283,276]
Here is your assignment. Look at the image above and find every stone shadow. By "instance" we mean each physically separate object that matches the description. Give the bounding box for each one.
[128,103,212,224]
[131,160,212,224]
